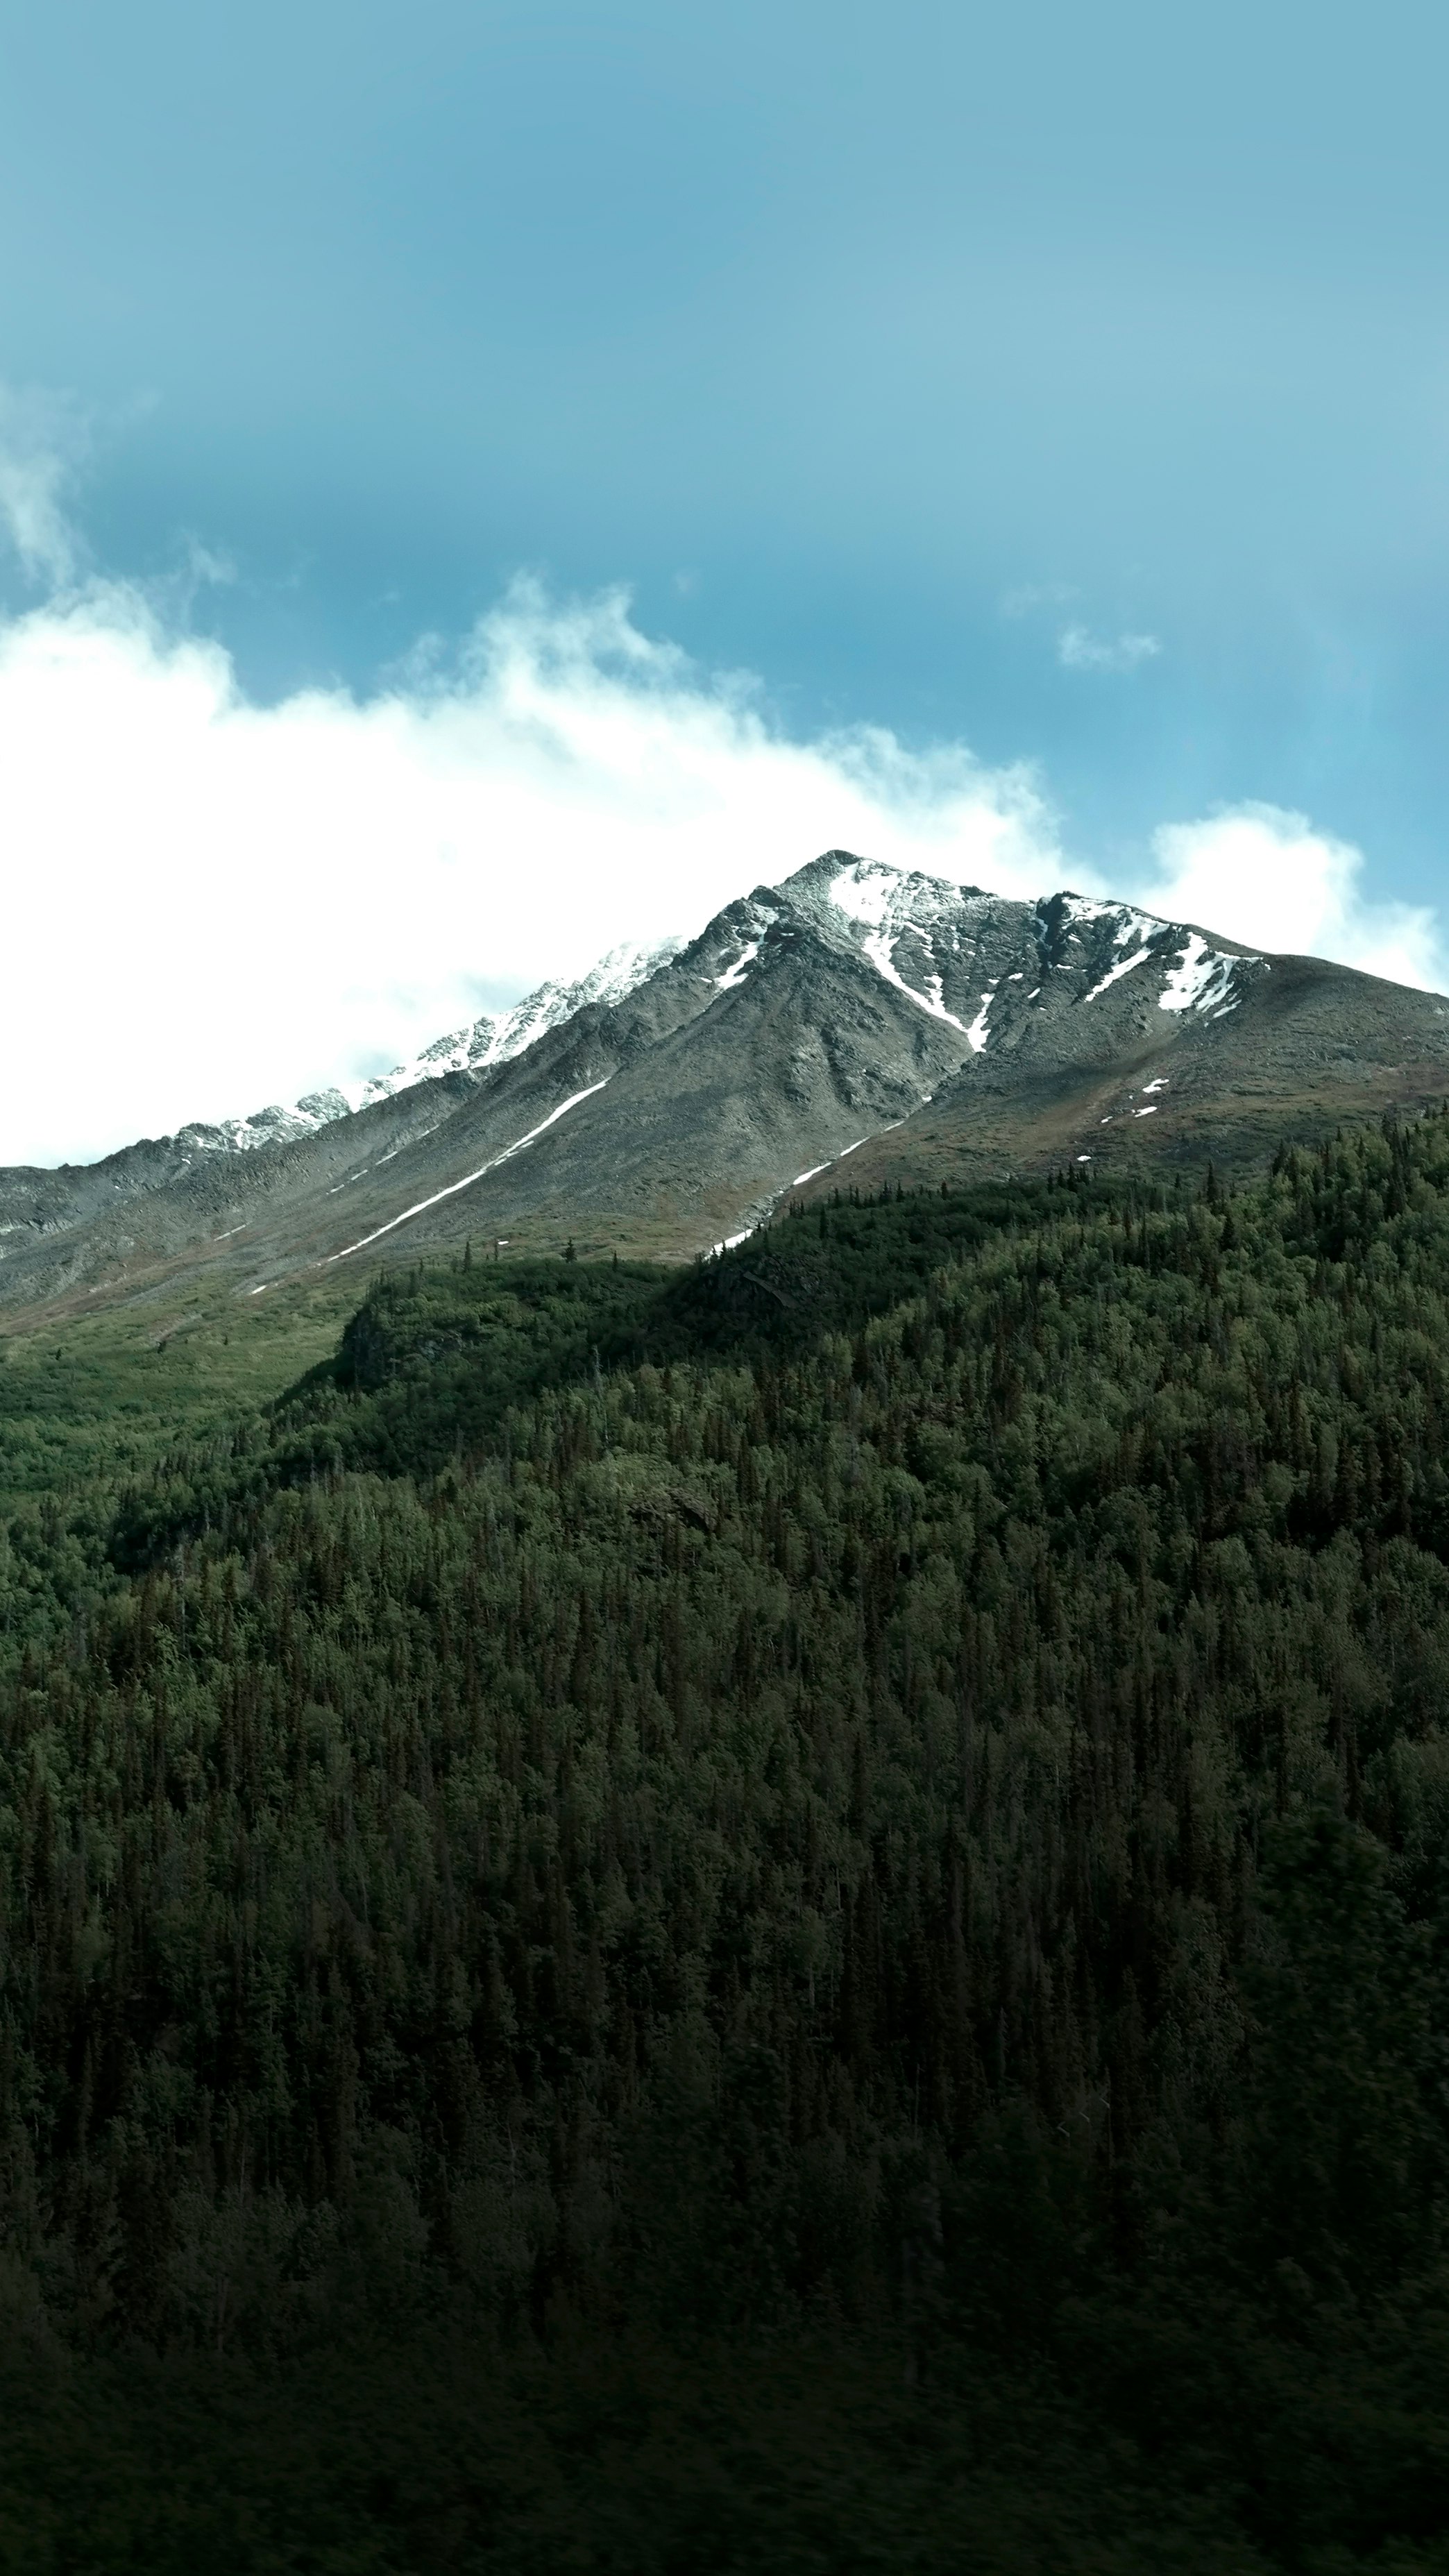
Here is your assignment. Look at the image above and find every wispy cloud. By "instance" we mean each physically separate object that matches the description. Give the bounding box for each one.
[0,387,88,586]
[1001,586,1162,674]
[1058,623,1161,673]
[1000,581,1076,620]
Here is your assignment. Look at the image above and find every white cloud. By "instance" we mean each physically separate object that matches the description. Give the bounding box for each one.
[0,571,1064,1165]
[0,387,87,587]
[1000,581,1076,619]
[1135,803,1449,992]
[0,409,1440,1170]
[1058,624,1161,673]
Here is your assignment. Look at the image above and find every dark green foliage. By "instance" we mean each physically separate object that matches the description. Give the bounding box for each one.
[0,2330,1284,2573]
[103,1175,1114,1561]
[104,1255,674,1566]
[3,1117,1449,2561]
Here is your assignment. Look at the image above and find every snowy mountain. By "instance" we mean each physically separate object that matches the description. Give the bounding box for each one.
[743,852,1267,1046]
[0,849,1444,1314]
[173,860,1265,1164]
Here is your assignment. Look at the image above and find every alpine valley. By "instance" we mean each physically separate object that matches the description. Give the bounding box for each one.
[3,849,1446,1321]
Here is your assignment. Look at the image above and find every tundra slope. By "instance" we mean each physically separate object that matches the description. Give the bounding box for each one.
[1,851,1446,1317]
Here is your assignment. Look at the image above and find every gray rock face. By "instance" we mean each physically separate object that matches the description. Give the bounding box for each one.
[1,852,1446,1315]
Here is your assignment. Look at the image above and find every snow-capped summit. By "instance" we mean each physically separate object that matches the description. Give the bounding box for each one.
[783,851,1266,1051]
[1,845,1444,1318]
[176,856,1270,1164]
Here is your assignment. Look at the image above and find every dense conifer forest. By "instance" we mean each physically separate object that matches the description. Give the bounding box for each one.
[3,1117,1449,2567]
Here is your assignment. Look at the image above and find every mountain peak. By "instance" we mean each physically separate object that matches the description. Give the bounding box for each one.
[765,850,1269,1051]
[173,851,1273,1168]
[1,845,1445,1317]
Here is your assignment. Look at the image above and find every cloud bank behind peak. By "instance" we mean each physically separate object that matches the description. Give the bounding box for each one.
[0,573,1059,1164]
[0,548,1441,1168]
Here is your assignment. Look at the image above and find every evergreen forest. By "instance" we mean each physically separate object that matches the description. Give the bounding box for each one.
[3,1117,1449,2568]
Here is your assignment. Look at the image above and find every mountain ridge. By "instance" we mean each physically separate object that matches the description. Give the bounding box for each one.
[1,849,1445,1321]
[169,935,687,1155]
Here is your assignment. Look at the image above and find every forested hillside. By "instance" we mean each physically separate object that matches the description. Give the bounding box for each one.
[3,1118,1449,2570]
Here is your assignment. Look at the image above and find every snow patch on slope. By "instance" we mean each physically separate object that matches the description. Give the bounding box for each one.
[715,941,760,992]
[965,986,997,1052]
[1053,893,1263,1021]
[1082,945,1151,1003]
[1158,933,1251,1015]
[328,1078,613,1261]
[861,928,968,1031]
[824,857,976,1030]
[827,858,915,930]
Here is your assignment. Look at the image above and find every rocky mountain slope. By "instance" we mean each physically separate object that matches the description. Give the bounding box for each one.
[2,851,1446,1318]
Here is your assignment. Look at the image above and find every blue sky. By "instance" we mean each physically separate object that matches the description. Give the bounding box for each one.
[0,0,1445,1158]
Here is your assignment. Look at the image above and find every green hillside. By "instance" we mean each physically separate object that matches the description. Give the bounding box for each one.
[3,1120,1449,2568]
